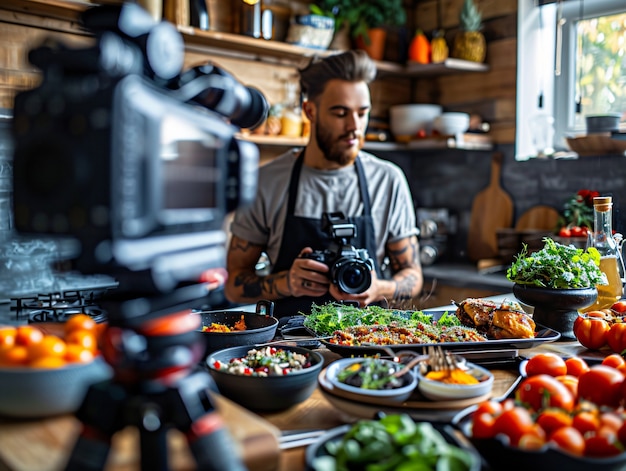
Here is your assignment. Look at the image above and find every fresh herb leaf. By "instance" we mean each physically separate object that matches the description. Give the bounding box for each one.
[506,237,607,289]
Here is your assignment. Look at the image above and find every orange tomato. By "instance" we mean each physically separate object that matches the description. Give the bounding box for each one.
[0,326,17,347]
[65,344,95,364]
[65,330,98,352]
[549,426,585,456]
[65,314,97,334]
[28,335,67,362]
[30,356,67,369]
[602,353,626,369]
[14,325,44,347]
[536,408,573,436]
[0,344,29,366]
[565,357,590,377]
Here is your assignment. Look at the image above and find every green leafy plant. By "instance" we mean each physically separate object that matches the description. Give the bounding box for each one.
[558,189,599,229]
[506,237,606,289]
[310,0,406,39]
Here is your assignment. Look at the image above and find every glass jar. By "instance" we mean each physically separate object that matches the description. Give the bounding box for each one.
[280,79,302,138]
[581,196,624,312]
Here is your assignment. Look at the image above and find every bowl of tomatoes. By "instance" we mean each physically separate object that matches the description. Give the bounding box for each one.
[453,352,626,471]
[573,300,626,353]
[0,316,112,418]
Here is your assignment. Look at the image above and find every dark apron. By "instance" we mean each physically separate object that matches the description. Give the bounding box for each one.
[271,152,381,318]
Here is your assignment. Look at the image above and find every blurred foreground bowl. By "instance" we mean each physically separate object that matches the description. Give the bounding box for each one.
[207,345,324,412]
[0,358,112,418]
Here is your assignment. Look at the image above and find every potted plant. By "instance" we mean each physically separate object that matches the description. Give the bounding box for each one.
[310,0,407,59]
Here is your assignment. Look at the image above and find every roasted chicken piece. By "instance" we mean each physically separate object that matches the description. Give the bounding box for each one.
[454,298,536,339]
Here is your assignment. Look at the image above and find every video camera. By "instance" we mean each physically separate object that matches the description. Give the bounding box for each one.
[301,212,374,294]
[12,2,267,300]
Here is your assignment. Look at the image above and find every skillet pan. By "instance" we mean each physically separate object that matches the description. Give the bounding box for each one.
[194,300,278,355]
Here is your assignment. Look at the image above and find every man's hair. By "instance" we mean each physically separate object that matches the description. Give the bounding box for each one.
[299,50,377,102]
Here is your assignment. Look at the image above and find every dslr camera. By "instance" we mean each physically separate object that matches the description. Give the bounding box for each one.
[11,3,267,298]
[302,212,374,294]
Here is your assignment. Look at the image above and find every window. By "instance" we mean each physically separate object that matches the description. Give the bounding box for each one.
[516,0,626,160]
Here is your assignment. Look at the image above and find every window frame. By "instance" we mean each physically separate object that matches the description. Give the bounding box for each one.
[516,0,626,160]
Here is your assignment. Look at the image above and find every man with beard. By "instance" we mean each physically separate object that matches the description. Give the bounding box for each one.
[224,50,422,317]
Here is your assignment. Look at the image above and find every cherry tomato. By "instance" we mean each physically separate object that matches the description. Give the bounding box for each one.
[607,324,626,355]
[565,357,590,377]
[599,411,624,432]
[573,315,610,350]
[492,406,535,446]
[549,426,585,456]
[516,374,575,412]
[570,226,585,237]
[525,353,567,377]
[602,352,626,369]
[578,365,625,408]
[559,227,572,238]
[612,300,626,313]
[473,400,503,417]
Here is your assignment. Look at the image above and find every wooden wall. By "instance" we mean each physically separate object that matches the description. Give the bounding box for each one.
[0,0,518,144]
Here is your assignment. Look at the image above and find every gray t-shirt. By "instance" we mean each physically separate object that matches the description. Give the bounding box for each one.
[230,149,418,268]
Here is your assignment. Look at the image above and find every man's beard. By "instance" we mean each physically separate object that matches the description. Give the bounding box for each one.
[315,121,363,166]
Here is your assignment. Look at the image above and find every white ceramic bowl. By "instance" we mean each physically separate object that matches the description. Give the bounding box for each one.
[389,104,442,137]
[433,112,471,136]
[325,357,417,402]
[0,358,113,418]
[416,362,493,401]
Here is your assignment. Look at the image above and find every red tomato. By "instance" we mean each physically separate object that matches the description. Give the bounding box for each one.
[602,352,626,369]
[572,410,601,436]
[578,365,625,408]
[559,227,572,238]
[474,400,503,417]
[472,412,496,439]
[525,353,567,377]
[612,300,626,313]
[565,357,590,377]
[607,324,626,355]
[600,412,624,432]
[570,226,585,237]
[549,426,585,456]
[516,374,575,412]
[573,315,610,350]
[492,406,535,446]
[555,374,579,398]
[585,429,623,457]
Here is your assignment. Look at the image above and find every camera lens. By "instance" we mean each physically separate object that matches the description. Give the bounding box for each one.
[333,260,372,294]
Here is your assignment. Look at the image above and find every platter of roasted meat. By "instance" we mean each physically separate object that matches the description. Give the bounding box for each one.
[304,298,561,357]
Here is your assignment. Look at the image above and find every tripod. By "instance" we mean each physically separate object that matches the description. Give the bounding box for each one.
[64,291,247,471]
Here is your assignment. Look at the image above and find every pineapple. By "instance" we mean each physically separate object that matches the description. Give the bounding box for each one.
[452,0,486,63]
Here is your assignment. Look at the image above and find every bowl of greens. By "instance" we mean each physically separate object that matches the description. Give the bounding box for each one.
[507,237,603,339]
[325,357,417,403]
[306,413,481,471]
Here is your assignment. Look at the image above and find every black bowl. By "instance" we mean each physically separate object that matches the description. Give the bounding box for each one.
[206,345,324,412]
[513,284,597,340]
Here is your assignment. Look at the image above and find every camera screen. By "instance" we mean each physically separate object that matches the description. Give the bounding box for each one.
[160,115,221,213]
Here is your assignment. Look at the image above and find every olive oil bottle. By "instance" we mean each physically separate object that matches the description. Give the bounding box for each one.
[581,196,625,312]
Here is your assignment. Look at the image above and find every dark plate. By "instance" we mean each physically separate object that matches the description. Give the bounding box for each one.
[317,310,561,357]
[452,404,626,471]
[305,422,483,471]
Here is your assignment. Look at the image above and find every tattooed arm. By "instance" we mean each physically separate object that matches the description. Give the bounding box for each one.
[329,234,423,307]
[224,235,291,303]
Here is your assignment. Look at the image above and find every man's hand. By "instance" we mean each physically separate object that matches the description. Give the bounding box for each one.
[328,269,381,307]
[287,247,331,297]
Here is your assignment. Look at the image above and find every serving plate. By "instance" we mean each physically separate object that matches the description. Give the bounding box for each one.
[316,310,561,357]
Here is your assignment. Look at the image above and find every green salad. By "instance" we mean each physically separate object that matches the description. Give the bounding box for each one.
[302,303,460,337]
[506,237,607,289]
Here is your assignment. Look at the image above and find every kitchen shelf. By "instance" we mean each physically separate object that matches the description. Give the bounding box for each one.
[2,1,490,78]
[238,134,308,148]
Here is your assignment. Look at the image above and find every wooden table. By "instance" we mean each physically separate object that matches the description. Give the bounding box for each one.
[0,340,604,471]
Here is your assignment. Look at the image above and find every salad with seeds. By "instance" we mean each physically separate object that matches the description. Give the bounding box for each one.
[211,347,313,377]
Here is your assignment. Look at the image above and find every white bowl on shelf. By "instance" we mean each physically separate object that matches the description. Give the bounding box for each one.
[433,112,471,136]
[389,104,442,138]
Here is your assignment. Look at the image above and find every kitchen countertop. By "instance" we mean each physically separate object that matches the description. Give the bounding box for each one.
[422,262,514,292]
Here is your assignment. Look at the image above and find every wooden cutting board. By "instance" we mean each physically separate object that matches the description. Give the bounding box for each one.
[467,152,514,262]
[515,205,560,231]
